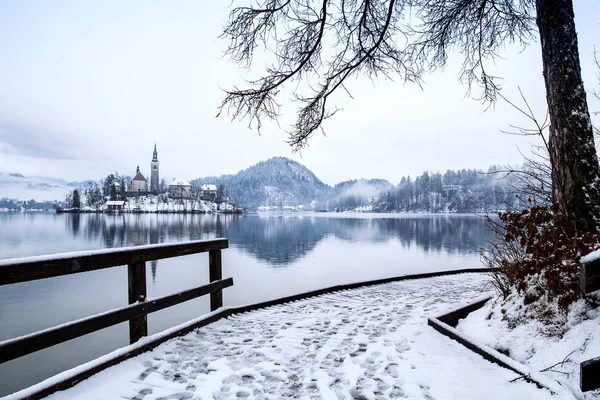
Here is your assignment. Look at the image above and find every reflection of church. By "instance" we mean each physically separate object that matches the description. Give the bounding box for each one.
[127,144,160,195]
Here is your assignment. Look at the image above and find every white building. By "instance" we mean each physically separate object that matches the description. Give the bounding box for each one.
[129,166,148,193]
[169,179,192,199]
[105,200,126,213]
[200,184,218,201]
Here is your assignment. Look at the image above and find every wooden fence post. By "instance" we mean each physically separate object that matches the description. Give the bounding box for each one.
[581,356,600,392]
[209,249,223,311]
[127,261,147,343]
[581,257,600,295]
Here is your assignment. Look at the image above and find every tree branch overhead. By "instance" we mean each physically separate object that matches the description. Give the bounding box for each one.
[219,0,535,150]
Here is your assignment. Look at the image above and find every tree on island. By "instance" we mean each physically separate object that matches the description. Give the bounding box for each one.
[71,189,81,209]
[120,176,127,199]
[219,0,599,233]
[110,184,118,201]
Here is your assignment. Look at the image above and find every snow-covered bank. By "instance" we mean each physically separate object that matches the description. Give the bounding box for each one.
[61,196,244,214]
[458,294,600,399]
[32,274,557,400]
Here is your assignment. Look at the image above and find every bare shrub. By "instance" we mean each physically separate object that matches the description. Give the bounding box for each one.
[485,204,600,312]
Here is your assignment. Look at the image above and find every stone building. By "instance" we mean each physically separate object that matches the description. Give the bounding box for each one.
[169,179,192,199]
[200,184,218,201]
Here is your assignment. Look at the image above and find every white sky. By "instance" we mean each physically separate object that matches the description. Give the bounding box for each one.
[0,1,599,185]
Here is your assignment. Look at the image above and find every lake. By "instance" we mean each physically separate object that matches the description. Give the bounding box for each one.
[0,212,493,396]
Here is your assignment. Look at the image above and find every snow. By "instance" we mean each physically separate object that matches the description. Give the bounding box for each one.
[580,249,600,264]
[429,317,575,399]
[10,274,560,400]
[105,200,125,206]
[124,196,229,213]
[458,295,600,399]
[201,184,217,191]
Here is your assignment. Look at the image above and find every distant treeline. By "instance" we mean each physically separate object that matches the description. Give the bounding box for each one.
[0,198,60,211]
[335,167,521,213]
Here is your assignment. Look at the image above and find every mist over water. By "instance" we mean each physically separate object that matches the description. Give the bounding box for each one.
[0,212,493,395]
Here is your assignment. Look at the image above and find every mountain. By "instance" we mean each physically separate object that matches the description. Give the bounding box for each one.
[191,157,336,210]
[0,172,74,201]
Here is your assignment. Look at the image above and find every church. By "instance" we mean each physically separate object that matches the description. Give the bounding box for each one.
[127,144,160,195]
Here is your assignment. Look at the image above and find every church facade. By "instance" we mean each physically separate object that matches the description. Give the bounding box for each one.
[129,166,148,192]
[127,145,160,195]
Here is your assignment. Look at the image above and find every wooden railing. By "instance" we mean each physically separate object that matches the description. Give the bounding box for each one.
[0,239,232,365]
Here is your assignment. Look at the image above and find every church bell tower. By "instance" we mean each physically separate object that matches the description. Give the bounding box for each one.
[150,143,160,193]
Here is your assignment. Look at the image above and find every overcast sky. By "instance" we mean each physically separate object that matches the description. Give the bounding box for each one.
[0,1,599,186]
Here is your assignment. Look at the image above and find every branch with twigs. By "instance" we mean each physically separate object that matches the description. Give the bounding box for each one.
[219,0,536,150]
[509,350,576,383]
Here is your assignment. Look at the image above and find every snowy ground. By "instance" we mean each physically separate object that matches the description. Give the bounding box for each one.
[458,294,600,399]
[33,274,559,400]
[78,197,238,213]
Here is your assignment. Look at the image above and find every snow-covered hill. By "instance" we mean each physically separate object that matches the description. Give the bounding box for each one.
[191,157,335,210]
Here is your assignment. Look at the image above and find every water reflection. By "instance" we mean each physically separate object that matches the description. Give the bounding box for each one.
[57,213,492,266]
[0,212,492,396]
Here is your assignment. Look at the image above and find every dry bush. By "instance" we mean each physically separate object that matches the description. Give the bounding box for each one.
[484,204,600,311]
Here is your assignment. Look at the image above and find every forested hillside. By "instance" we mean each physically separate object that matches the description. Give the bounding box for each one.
[373,167,520,213]
[192,158,521,212]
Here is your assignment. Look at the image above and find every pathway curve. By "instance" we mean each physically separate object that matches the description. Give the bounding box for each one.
[47,274,556,400]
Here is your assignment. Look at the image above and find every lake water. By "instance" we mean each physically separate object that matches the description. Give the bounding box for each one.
[0,212,493,396]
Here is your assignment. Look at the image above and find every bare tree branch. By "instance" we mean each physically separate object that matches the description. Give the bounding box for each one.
[219,0,535,149]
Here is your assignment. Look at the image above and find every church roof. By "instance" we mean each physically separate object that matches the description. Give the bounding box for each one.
[132,172,147,182]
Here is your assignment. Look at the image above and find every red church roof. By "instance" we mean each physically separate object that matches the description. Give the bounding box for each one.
[132,172,147,181]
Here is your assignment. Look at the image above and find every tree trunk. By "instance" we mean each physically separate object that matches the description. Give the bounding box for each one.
[536,0,600,232]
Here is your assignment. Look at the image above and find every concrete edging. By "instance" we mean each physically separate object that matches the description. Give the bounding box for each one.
[427,299,576,399]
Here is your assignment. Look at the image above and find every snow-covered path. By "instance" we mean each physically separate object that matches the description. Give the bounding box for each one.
[46,274,556,400]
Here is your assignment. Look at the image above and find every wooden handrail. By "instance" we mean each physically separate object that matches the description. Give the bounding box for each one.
[0,238,229,285]
[0,278,233,364]
[0,239,232,364]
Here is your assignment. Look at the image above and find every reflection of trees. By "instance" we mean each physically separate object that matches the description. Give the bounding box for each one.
[226,216,329,265]
[64,214,492,268]
[227,216,492,264]
[368,217,490,254]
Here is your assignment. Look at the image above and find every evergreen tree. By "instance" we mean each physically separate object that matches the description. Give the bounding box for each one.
[120,176,127,199]
[72,189,81,209]
[110,184,118,201]
[102,174,116,198]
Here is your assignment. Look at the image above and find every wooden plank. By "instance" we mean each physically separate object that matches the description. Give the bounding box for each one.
[128,262,147,343]
[0,238,229,286]
[581,257,600,294]
[581,356,600,392]
[0,278,233,364]
[209,249,223,311]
